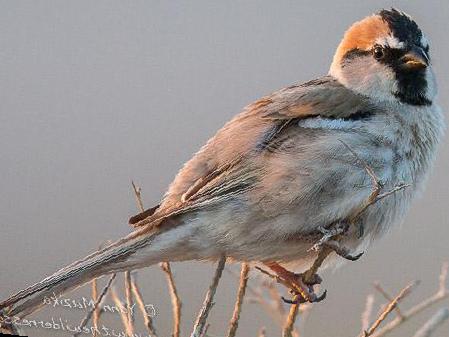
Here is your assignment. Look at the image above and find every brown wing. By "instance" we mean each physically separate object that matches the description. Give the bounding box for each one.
[130,76,375,228]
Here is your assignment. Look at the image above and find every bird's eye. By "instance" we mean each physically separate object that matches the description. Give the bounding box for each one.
[373,46,384,60]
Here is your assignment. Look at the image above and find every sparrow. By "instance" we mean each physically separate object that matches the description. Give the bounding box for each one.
[0,8,444,317]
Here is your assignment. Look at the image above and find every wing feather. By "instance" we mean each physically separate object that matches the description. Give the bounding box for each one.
[130,76,375,228]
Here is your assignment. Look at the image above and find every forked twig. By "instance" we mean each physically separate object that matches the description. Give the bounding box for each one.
[370,262,448,337]
[362,282,416,336]
[373,282,404,318]
[226,263,250,337]
[191,256,226,337]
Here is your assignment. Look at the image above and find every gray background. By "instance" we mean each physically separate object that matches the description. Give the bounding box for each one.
[1,1,448,336]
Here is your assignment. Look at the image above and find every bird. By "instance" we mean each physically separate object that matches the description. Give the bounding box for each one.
[0,8,444,318]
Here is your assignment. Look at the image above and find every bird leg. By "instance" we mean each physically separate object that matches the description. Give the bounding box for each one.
[263,262,327,304]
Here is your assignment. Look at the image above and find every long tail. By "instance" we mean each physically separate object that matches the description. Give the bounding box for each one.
[0,225,165,318]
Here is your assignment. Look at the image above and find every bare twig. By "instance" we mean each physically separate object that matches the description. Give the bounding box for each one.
[111,286,134,337]
[125,271,135,332]
[161,261,182,337]
[132,180,182,337]
[371,263,448,337]
[74,274,116,337]
[361,294,375,333]
[362,282,416,336]
[226,263,250,337]
[413,307,449,337]
[131,180,145,212]
[92,279,99,337]
[130,273,158,337]
[282,295,300,337]
[232,268,284,326]
[373,282,404,318]
[191,256,226,337]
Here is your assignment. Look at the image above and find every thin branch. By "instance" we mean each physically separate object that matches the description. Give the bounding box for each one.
[131,180,145,212]
[371,263,448,337]
[361,294,375,333]
[125,271,135,332]
[191,256,226,337]
[74,274,116,337]
[92,279,99,337]
[413,307,449,337]
[233,269,284,326]
[111,286,134,337]
[373,282,404,318]
[130,273,158,337]
[362,281,416,336]
[226,263,250,337]
[161,261,182,337]
[282,295,300,337]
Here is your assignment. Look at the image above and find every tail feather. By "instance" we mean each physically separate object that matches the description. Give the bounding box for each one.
[0,226,160,318]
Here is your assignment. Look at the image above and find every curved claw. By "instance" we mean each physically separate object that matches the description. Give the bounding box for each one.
[345,251,364,261]
[281,296,301,304]
[311,289,327,303]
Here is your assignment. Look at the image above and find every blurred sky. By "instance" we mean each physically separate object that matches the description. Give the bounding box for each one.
[0,1,448,336]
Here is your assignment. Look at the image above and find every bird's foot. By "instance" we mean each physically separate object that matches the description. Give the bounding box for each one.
[263,262,327,304]
[323,240,364,261]
[310,222,364,262]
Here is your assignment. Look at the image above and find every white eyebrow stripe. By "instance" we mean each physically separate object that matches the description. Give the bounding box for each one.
[375,35,405,49]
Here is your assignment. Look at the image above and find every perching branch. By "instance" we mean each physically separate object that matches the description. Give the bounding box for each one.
[226,263,250,337]
[191,256,226,337]
[160,261,182,337]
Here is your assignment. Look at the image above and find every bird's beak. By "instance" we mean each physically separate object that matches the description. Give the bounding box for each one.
[400,46,429,70]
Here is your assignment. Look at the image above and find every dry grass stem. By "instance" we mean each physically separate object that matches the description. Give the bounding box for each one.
[74,274,116,337]
[191,256,226,337]
[161,261,182,337]
[226,263,250,337]
[412,307,449,337]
